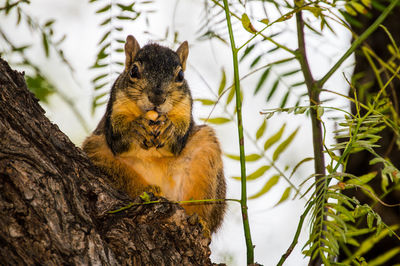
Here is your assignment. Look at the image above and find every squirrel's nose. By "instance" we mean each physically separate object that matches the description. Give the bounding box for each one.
[148,90,166,105]
[154,88,163,96]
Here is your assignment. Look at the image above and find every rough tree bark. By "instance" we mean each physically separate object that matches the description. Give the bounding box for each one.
[0,57,215,265]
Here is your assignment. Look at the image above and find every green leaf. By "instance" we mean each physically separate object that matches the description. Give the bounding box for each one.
[346,237,360,247]
[275,187,291,206]
[282,69,301,77]
[367,212,374,229]
[264,123,286,151]
[100,17,112,26]
[42,32,49,57]
[140,192,151,202]
[267,46,280,54]
[250,54,262,68]
[303,6,323,17]
[116,3,135,11]
[98,31,111,45]
[241,13,257,33]
[202,117,231,124]
[12,45,30,52]
[316,106,324,119]
[351,2,368,14]
[254,68,270,95]
[260,18,269,25]
[225,154,240,161]
[256,119,267,140]
[44,19,55,28]
[248,165,271,180]
[225,153,261,162]
[326,203,354,223]
[25,74,55,103]
[240,43,255,62]
[280,91,289,108]
[272,127,299,161]
[294,106,308,114]
[291,81,306,88]
[195,99,215,106]
[345,228,373,238]
[289,157,313,178]
[295,0,304,7]
[94,82,108,90]
[92,73,108,83]
[276,13,293,23]
[266,79,279,101]
[93,91,108,102]
[218,69,226,95]
[345,4,357,16]
[249,174,280,199]
[381,173,389,192]
[226,84,235,105]
[96,4,111,13]
[387,44,397,57]
[376,217,385,236]
[361,0,371,8]
[245,154,262,162]
[346,171,377,186]
[369,157,385,165]
[232,165,271,181]
[116,16,131,20]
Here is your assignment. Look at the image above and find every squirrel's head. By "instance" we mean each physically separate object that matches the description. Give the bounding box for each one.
[120,35,191,115]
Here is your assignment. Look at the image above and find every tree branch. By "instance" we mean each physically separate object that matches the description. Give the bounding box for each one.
[0,57,213,265]
[295,10,326,266]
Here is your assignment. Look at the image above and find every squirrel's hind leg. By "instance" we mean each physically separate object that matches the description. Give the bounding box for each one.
[177,125,226,233]
[82,134,162,198]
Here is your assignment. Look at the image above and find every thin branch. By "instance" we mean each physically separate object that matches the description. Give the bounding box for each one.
[222,0,254,264]
[108,198,241,214]
[296,9,327,266]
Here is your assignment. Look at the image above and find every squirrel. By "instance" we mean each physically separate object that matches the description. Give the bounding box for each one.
[82,35,226,233]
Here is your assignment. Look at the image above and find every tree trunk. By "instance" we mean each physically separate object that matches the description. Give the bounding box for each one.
[0,57,214,265]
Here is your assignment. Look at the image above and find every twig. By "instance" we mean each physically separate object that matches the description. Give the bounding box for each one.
[222,0,254,264]
[295,9,326,266]
[108,198,240,214]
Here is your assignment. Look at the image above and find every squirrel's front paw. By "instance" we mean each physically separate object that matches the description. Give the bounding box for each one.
[131,118,156,149]
[152,118,174,148]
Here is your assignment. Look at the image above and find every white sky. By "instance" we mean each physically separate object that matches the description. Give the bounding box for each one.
[1,0,353,265]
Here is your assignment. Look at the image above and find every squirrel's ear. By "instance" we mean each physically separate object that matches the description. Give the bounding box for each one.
[124,35,141,71]
[176,41,189,71]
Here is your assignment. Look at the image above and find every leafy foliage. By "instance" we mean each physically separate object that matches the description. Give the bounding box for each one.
[200,0,400,265]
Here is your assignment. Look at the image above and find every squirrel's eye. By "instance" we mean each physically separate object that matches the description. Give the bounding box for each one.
[130,65,141,79]
[175,70,184,82]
